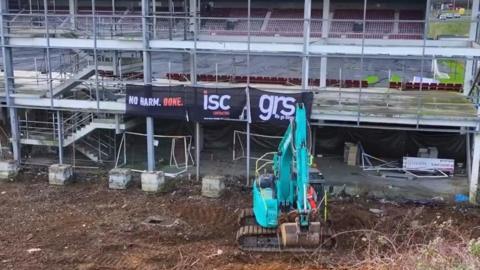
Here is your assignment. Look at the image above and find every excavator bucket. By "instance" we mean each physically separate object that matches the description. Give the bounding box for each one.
[279,222,321,248]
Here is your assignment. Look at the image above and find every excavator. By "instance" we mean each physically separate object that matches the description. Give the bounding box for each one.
[236,103,335,252]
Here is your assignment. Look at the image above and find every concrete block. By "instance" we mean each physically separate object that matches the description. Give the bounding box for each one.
[141,171,165,192]
[48,164,73,185]
[202,175,225,198]
[108,168,132,190]
[0,160,19,180]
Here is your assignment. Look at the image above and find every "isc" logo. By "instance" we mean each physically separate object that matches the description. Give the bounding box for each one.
[203,94,231,110]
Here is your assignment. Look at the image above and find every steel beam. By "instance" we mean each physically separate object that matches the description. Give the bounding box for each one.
[8,37,480,58]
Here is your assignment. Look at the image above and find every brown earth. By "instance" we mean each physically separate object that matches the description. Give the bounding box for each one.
[0,169,480,270]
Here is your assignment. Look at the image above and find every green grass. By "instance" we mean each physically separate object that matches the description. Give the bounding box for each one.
[429,21,470,39]
[390,74,402,83]
[363,75,379,85]
[438,60,465,84]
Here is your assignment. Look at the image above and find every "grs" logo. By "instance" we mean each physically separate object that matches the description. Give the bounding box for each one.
[259,95,296,121]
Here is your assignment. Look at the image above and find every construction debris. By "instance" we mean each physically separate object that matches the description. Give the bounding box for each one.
[360,145,453,180]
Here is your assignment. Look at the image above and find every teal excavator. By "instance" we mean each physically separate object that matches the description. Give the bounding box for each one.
[236,103,334,252]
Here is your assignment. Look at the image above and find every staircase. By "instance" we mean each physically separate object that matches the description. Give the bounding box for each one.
[19,112,138,162]
[46,65,96,97]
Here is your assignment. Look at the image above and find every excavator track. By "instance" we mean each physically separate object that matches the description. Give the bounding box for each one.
[236,209,337,252]
[236,224,281,252]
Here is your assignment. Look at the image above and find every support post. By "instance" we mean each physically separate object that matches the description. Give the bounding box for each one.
[462,0,477,95]
[321,0,330,38]
[301,0,312,91]
[0,1,20,162]
[142,0,155,172]
[470,133,480,204]
[69,0,77,30]
[56,111,64,164]
[195,122,200,181]
[464,59,474,95]
[467,131,472,180]
[319,0,329,88]
[470,0,480,42]
[112,51,120,76]
[189,0,196,32]
[245,87,252,186]
[320,57,327,88]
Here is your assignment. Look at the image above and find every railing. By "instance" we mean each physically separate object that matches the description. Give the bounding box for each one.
[2,12,477,41]
[63,112,95,137]
[19,111,96,143]
[255,152,276,178]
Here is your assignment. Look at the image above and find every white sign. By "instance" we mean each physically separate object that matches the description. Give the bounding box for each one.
[403,157,454,173]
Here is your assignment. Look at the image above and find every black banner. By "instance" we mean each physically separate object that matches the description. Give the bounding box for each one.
[125,84,313,125]
[126,84,191,120]
[249,88,313,124]
[193,87,247,121]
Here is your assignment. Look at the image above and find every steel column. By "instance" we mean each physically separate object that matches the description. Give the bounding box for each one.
[464,59,474,95]
[470,133,480,203]
[142,0,155,172]
[320,56,327,88]
[301,0,312,90]
[56,110,64,164]
[321,0,330,38]
[43,0,54,108]
[1,0,21,161]
[470,0,480,41]
[69,0,77,30]
[189,0,196,32]
[246,0,252,185]
[467,131,472,180]
[195,122,200,181]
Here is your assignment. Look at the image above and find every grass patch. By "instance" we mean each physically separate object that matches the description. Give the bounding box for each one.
[363,75,379,85]
[390,74,402,83]
[429,21,470,39]
[438,59,465,84]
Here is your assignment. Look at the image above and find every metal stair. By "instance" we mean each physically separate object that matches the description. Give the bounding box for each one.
[46,65,96,97]
[19,112,138,148]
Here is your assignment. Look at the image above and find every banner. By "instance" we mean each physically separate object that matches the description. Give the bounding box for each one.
[126,84,191,120]
[249,88,313,124]
[125,85,313,125]
[192,87,248,121]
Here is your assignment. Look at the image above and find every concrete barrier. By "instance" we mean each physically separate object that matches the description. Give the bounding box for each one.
[108,168,132,189]
[141,171,165,192]
[48,164,73,185]
[202,175,225,198]
[0,160,19,180]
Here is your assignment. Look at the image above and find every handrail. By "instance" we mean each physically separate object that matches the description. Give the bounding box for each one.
[255,151,276,177]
